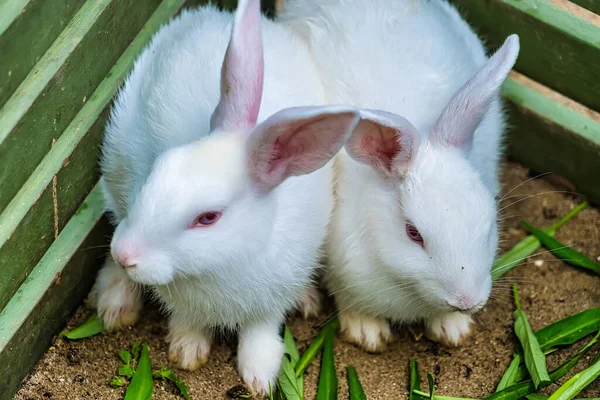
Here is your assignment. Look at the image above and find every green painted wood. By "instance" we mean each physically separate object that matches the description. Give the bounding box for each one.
[502,74,600,201]
[0,0,163,215]
[450,0,600,112]
[0,184,111,400]
[0,0,190,312]
[0,114,107,313]
[0,0,87,109]
[570,0,600,15]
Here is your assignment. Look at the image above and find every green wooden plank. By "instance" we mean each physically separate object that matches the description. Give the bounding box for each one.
[0,114,107,312]
[502,73,600,201]
[0,0,87,109]
[0,0,189,312]
[450,0,600,111]
[570,0,600,15]
[0,0,163,214]
[0,184,111,400]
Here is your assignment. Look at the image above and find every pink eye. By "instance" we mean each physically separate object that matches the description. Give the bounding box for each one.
[406,223,424,247]
[193,211,222,227]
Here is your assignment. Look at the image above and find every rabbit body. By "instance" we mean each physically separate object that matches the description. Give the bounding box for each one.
[95,2,361,394]
[279,0,519,350]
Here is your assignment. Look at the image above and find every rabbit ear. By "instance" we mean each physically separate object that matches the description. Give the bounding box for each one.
[433,34,519,152]
[345,109,420,178]
[210,0,264,132]
[247,106,360,191]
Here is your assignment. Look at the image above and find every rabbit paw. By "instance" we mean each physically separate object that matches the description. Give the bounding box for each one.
[238,321,284,397]
[94,258,142,330]
[426,312,473,346]
[167,327,212,371]
[297,286,322,319]
[339,310,392,352]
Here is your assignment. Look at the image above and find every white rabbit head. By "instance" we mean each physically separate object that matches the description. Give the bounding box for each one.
[109,0,359,285]
[345,35,520,314]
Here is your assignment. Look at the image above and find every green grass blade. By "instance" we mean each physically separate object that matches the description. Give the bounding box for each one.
[536,308,600,351]
[284,326,300,364]
[483,380,537,400]
[522,221,600,275]
[427,374,435,400]
[496,353,523,391]
[507,308,600,386]
[62,312,104,340]
[412,390,477,400]
[549,331,600,381]
[548,357,600,400]
[124,343,153,400]
[409,360,422,400]
[529,396,600,400]
[316,324,338,400]
[278,326,304,399]
[491,202,587,280]
[347,365,367,400]
[484,331,600,400]
[513,285,551,389]
[295,319,338,377]
[278,355,304,400]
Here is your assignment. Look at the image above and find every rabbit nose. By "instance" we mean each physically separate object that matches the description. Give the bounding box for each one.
[117,258,137,269]
[447,294,476,312]
[113,249,139,269]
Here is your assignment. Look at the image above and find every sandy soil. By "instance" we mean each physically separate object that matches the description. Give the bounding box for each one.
[14,161,600,400]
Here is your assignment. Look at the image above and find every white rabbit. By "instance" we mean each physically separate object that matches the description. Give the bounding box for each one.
[278,0,519,350]
[92,0,360,394]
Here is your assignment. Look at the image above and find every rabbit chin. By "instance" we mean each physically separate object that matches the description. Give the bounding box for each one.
[125,262,175,285]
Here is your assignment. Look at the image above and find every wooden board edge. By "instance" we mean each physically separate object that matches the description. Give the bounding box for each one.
[448,0,600,112]
[502,72,600,201]
[0,0,113,144]
[503,72,600,146]
[0,0,87,109]
[505,0,600,47]
[0,183,111,400]
[0,0,30,35]
[0,183,105,346]
[569,0,600,15]
[0,0,188,248]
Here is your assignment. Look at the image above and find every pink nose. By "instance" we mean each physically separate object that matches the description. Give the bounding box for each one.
[448,294,477,312]
[113,250,138,269]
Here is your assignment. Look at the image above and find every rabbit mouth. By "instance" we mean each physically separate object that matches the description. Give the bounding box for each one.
[125,265,175,286]
[450,304,484,316]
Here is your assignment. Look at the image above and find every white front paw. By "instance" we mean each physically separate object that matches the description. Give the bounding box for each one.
[238,321,284,397]
[167,327,212,371]
[339,310,392,353]
[297,286,322,319]
[426,312,473,346]
[94,258,142,330]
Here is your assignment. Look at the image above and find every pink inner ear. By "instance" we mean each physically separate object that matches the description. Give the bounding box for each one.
[266,121,318,174]
[248,109,358,191]
[360,125,402,172]
[345,115,417,178]
[210,0,264,132]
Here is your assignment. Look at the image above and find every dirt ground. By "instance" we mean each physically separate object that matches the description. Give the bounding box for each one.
[14,161,600,400]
